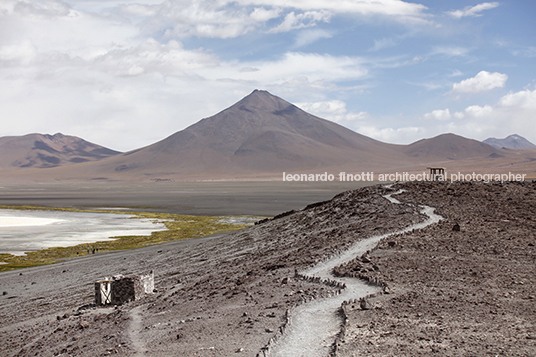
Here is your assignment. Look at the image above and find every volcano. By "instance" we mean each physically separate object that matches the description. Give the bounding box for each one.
[72,90,409,180]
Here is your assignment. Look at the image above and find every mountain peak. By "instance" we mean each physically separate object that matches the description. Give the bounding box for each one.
[234,89,292,112]
[483,134,536,149]
[105,89,394,177]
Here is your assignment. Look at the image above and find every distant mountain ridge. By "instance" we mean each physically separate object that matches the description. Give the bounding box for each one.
[483,134,536,149]
[405,133,502,160]
[0,133,121,169]
[0,90,534,181]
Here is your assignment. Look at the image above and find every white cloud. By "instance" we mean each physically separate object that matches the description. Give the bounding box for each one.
[431,46,470,58]
[204,52,368,85]
[94,39,219,76]
[423,108,451,121]
[498,88,536,109]
[412,87,536,144]
[360,86,536,145]
[449,69,464,77]
[450,71,508,94]
[240,0,429,20]
[93,0,430,40]
[293,29,333,47]
[447,2,499,19]
[268,11,331,33]
[12,0,74,18]
[357,125,425,144]
[0,40,37,65]
[461,104,493,118]
[155,4,261,39]
[250,7,282,22]
[294,100,368,122]
[512,46,536,58]
[370,37,396,52]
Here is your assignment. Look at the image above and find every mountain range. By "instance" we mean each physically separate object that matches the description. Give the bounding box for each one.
[1,90,535,182]
[0,133,120,170]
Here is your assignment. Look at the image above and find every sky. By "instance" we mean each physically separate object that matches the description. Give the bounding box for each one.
[1,0,535,152]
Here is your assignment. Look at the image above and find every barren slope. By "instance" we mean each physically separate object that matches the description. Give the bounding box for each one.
[0,133,120,170]
[1,182,534,356]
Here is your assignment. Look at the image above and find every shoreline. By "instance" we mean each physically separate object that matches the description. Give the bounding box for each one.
[0,205,251,271]
[0,208,168,256]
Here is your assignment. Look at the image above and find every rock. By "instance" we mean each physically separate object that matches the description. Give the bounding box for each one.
[281,277,288,284]
[235,347,244,353]
[265,328,274,333]
[360,298,371,310]
[2,291,7,295]
[452,223,461,231]
[79,321,90,329]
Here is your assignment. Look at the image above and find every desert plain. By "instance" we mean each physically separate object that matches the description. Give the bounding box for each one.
[0,180,535,357]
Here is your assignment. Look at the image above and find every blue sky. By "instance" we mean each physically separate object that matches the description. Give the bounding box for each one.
[1,0,535,151]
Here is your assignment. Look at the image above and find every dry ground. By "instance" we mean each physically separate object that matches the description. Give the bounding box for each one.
[1,181,535,356]
[0,185,421,356]
[337,181,536,356]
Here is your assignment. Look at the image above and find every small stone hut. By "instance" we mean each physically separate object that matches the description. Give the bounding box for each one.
[95,271,154,306]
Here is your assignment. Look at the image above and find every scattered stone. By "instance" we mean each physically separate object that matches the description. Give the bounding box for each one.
[360,298,371,310]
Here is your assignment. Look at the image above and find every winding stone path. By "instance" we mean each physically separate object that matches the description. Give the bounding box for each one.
[268,189,443,357]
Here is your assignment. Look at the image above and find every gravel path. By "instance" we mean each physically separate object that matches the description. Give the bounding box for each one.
[269,189,442,356]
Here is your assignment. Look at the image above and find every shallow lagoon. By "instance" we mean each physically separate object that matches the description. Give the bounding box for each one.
[0,209,167,256]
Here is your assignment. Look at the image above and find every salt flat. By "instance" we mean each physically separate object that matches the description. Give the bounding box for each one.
[0,215,64,227]
[0,209,167,256]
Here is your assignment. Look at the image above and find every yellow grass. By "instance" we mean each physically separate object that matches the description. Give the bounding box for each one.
[0,205,255,272]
